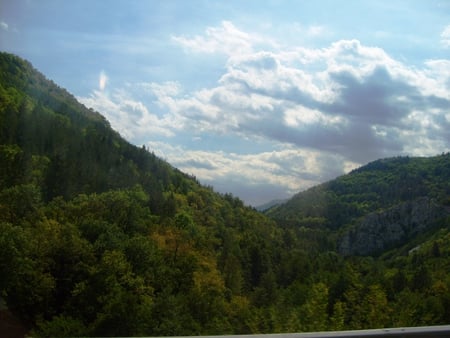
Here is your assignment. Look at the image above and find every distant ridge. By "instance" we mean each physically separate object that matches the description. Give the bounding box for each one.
[255,198,287,212]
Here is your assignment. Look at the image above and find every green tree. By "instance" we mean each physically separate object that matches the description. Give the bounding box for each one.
[359,284,390,328]
[300,282,329,332]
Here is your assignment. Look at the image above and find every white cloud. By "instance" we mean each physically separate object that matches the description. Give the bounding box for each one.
[0,21,8,31]
[307,25,326,37]
[284,106,344,128]
[156,32,450,162]
[79,21,450,204]
[78,89,175,141]
[441,25,450,48]
[424,59,450,99]
[145,141,355,205]
[147,81,181,97]
[172,20,271,56]
[172,21,251,55]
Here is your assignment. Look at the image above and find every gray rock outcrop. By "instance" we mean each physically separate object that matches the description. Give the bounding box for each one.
[338,197,449,256]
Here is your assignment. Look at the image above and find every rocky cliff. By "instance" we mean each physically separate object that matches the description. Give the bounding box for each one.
[338,197,450,256]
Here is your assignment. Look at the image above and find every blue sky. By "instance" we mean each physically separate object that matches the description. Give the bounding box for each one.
[1,0,449,206]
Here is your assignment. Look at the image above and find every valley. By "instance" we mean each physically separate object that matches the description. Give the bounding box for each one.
[1,52,449,337]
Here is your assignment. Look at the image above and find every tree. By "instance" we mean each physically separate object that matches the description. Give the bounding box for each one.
[329,301,345,331]
[300,282,329,332]
[359,284,390,328]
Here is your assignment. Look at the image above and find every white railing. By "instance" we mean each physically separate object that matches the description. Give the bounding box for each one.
[158,325,450,338]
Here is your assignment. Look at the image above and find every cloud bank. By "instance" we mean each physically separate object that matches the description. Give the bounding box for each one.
[79,21,450,205]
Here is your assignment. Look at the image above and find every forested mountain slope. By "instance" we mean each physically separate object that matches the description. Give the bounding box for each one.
[266,154,450,255]
[266,155,450,229]
[0,52,196,208]
[1,52,449,336]
[0,52,281,335]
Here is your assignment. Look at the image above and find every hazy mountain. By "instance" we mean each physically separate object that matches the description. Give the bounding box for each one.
[255,198,287,212]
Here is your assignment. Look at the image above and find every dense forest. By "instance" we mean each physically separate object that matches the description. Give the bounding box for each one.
[266,155,450,230]
[1,52,449,337]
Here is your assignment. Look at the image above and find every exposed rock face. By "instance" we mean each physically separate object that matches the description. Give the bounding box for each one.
[338,197,449,256]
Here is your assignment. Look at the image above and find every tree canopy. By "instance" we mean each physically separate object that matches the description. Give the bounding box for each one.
[1,52,449,336]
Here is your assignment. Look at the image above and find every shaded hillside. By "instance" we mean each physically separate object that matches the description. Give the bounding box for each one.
[266,155,450,255]
[266,154,450,230]
[339,197,450,255]
[0,52,195,211]
[1,53,449,336]
[0,52,282,335]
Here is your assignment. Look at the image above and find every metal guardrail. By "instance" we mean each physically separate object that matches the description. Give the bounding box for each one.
[159,326,450,338]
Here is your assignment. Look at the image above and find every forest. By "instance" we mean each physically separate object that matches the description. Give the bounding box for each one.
[1,52,449,337]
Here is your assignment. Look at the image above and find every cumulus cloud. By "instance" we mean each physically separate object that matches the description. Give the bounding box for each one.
[78,89,175,141]
[146,141,357,206]
[80,21,450,204]
[172,20,271,55]
[166,29,450,164]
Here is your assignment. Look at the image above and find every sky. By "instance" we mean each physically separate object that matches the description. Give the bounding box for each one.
[1,0,449,206]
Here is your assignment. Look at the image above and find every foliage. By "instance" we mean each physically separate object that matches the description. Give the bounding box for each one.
[266,154,450,232]
[1,52,449,336]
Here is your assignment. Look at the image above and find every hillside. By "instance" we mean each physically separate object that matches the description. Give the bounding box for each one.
[0,52,282,336]
[267,155,450,228]
[0,52,197,208]
[266,155,450,252]
[1,52,450,336]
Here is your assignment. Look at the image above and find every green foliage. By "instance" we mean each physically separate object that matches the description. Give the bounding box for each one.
[33,315,89,337]
[1,52,450,336]
[267,154,450,230]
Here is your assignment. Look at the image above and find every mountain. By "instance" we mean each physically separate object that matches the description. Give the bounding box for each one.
[255,198,287,212]
[266,154,450,255]
[0,52,195,208]
[338,196,450,255]
[0,52,281,336]
[266,155,450,228]
[1,52,449,336]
